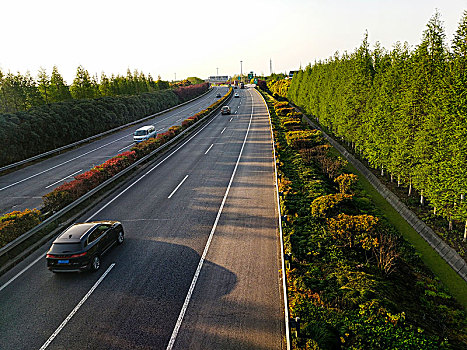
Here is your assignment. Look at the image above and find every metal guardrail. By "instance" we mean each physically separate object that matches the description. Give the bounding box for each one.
[256,88,291,350]
[0,87,213,173]
[0,89,233,269]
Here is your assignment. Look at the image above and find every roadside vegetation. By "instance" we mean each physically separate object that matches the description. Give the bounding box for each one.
[283,11,467,260]
[260,89,466,349]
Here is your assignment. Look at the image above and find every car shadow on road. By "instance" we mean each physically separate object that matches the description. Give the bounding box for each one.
[57,239,238,350]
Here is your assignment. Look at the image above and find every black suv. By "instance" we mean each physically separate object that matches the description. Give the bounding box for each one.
[46,221,124,273]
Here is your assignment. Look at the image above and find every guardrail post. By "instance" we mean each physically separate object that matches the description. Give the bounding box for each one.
[284,253,291,270]
[290,317,300,338]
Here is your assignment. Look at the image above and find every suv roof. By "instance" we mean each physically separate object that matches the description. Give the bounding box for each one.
[54,221,115,243]
[54,223,97,243]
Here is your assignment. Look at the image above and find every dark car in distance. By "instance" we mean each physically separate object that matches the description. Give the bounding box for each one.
[221,106,231,115]
[46,221,124,273]
[216,92,222,98]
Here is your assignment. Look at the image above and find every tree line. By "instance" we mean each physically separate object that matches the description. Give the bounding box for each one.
[287,10,467,240]
[0,66,172,114]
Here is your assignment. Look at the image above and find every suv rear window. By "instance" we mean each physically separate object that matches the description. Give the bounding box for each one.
[50,243,82,253]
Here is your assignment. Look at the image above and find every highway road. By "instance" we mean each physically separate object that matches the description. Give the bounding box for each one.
[0,87,285,349]
[0,86,228,215]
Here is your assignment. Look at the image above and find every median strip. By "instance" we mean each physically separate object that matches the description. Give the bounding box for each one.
[84,104,229,222]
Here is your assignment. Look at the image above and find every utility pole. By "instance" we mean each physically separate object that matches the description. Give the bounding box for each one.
[174,73,176,81]
[270,58,273,75]
[216,67,219,76]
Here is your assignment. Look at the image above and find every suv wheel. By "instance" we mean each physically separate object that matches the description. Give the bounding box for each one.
[117,230,124,245]
[90,255,101,272]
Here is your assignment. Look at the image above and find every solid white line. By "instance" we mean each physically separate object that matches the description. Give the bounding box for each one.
[39,263,115,350]
[45,169,83,189]
[117,144,133,152]
[168,175,189,199]
[204,144,214,155]
[221,127,226,134]
[85,110,222,222]
[166,90,254,350]
[0,253,45,292]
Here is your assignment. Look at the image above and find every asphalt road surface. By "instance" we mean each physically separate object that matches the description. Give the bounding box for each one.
[0,87,285,350]
[0,87,227,215]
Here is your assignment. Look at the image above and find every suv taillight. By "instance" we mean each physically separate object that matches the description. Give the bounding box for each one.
[70,252,87,258]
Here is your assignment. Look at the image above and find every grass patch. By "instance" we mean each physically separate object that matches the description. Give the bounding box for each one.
[344,161,467,309]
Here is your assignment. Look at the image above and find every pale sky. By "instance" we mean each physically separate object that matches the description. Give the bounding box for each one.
[1,0,465,83]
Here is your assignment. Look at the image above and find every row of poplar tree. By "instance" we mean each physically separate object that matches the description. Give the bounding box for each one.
[0,66,171,113]
[287,11,467,238]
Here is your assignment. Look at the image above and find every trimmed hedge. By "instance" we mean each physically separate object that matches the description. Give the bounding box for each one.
[0,209,41,248]
[173,83,209,102]
[42,151,138,212]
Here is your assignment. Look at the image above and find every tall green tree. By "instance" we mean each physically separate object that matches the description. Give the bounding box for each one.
[49,66,72,102]
[99,72,112,96]
[37,67,50,104]
[70,65,95,99]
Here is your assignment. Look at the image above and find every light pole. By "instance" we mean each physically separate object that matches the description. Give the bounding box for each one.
[174,73,176,81]
[240,60,243,82]
[216,67,219,76]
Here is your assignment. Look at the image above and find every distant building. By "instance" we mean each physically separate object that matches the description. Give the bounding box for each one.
[207,76,230,84]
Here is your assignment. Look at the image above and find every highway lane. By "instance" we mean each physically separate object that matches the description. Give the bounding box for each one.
[0,87,284,349]
[0,86,227,215]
